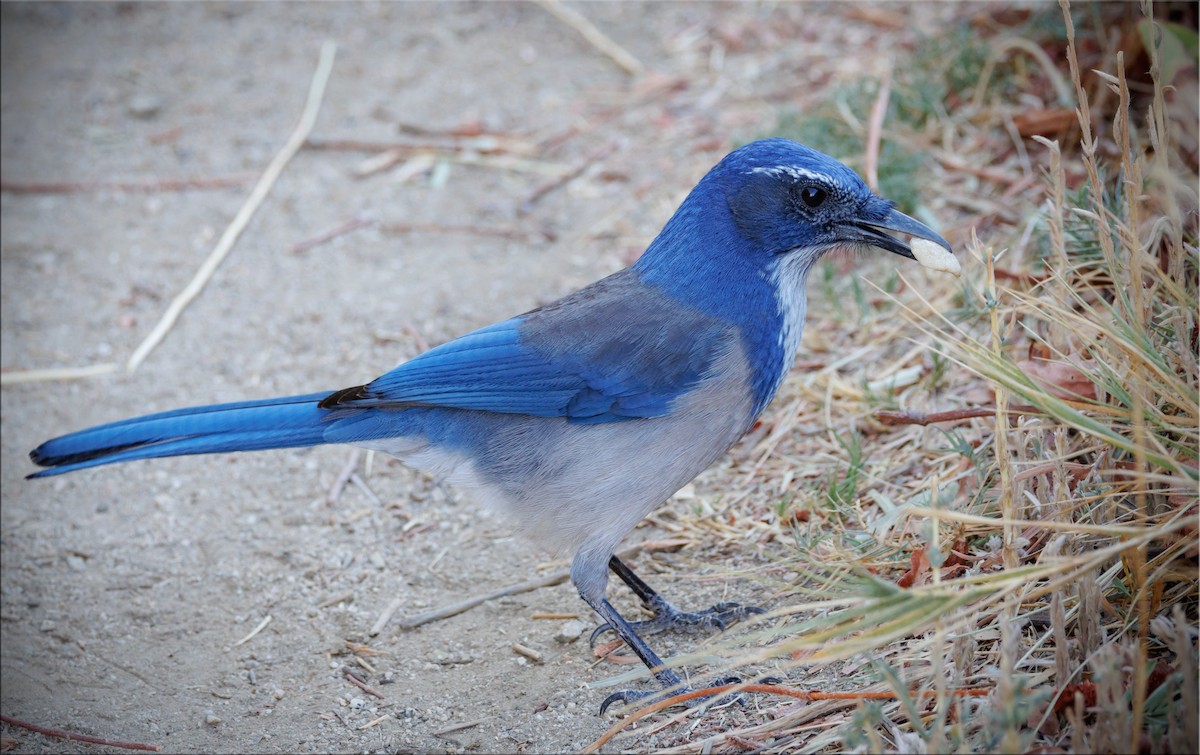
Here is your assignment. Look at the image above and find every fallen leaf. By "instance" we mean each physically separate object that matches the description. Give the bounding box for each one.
[1014,108,1076,138]
[1016,357,1097,400]
[896,548,930,589]
[1052,681,1097,714]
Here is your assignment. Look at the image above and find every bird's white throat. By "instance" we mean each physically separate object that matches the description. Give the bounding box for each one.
[768,251,815,388]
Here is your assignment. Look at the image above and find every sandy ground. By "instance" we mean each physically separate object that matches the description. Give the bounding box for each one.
[1,3,945,752]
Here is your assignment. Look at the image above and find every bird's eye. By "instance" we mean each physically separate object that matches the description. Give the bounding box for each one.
[799,186,827,209]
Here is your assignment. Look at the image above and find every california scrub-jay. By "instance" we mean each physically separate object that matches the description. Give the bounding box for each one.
[29,138,955,712]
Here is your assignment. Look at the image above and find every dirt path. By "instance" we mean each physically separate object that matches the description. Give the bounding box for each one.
[1,4,941,752]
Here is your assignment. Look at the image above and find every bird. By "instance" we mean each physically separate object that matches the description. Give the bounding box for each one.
[29,137,954,713]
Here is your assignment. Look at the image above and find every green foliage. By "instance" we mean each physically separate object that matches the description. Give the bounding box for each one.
[840,702,887,751]
[823,430,865,513]
[772,97,924,215]
[893,25,994,127]
[936,427,986,480]
[925,346,949,389]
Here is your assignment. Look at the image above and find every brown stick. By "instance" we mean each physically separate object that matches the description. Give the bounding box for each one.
[291,217,372,254]
[341,667,385,699]
[864,68,892,192]
[396,571,572,629]
[583,685,992,753]
[518,141,617,215]
[0,176,251,194]
[875,405,1044,426]
[304,137,522,155]
[0,714,161,752]
[532,0,645,76]
[396,544,642,630]
[378,222,541,241]
[432,717,489,736]
[326,449,363,505]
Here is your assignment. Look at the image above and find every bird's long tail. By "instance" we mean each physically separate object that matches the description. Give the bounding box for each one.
[28,392,337,478]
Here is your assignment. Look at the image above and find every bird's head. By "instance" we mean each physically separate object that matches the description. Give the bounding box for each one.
[636,138,954,292]
[715,138,951,264]
[634,138,956,411]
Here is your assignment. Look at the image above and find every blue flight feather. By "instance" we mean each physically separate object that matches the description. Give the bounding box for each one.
[327,269,737,423]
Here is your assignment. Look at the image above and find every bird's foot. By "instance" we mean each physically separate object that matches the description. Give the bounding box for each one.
[599,676,745,716]
[590,595,764,646]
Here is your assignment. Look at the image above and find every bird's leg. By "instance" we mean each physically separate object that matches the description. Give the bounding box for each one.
[588,555,765,647]
[578,592,690,714]
[581,590,746,715]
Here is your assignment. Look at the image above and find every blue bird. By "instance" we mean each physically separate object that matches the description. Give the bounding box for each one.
[29,138,953,712]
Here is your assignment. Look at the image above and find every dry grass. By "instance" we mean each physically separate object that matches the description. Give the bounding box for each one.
[605,3,1198,752]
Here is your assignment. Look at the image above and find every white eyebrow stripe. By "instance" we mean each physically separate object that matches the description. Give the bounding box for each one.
[747,165,827,182]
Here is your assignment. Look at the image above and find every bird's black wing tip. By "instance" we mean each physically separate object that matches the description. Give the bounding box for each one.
[318,385,368,409]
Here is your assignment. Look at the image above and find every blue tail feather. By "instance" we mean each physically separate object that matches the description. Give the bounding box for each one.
[28,392,335,478]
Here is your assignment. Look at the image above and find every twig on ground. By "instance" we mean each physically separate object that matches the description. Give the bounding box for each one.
[378,222,544,241]
[341,667,385,699]
[305,136,532,156]
[934,151,1028,187]
[395,544,642,630]
[345,639,390,656]
[291,217,372,254]
[357,715,390,730]
[512,643,544,663]
[0,176,251,194]
[354,655,378,675]
[532,0,645,77]
[397,571,572,629]
[354,149,420,178]
[875,405,1043,425]
[326,449,363,505]
[306,137,442,153]
[0,363,118,386]
[126,41,338,373]
[317,591,355,609]
[231,615,272,647]
[349,473,382,506]
[369,598,405,637]
[583,685,992,753]
[864,67,892,192]
[403,323,431,354]
[518,141,617,215]
[0,715,161,752]
[395,120,506,138]
[433,718,488,737]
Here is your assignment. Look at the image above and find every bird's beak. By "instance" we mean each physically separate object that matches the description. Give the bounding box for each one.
[842,206,952,260]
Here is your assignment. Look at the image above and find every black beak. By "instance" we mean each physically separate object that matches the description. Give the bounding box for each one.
[841,206,952,260]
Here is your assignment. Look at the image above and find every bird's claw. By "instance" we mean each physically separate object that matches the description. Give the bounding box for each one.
[599,676,747,716]
[590,598,765,646]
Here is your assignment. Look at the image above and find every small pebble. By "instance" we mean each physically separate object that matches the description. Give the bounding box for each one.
[204,710,221,726]
[128,94,163,119]
[555,619,586,643]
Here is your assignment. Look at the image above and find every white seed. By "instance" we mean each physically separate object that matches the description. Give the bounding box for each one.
[911,237,961,276]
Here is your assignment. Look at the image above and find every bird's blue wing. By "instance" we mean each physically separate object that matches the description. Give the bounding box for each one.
[321,270,736,423]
